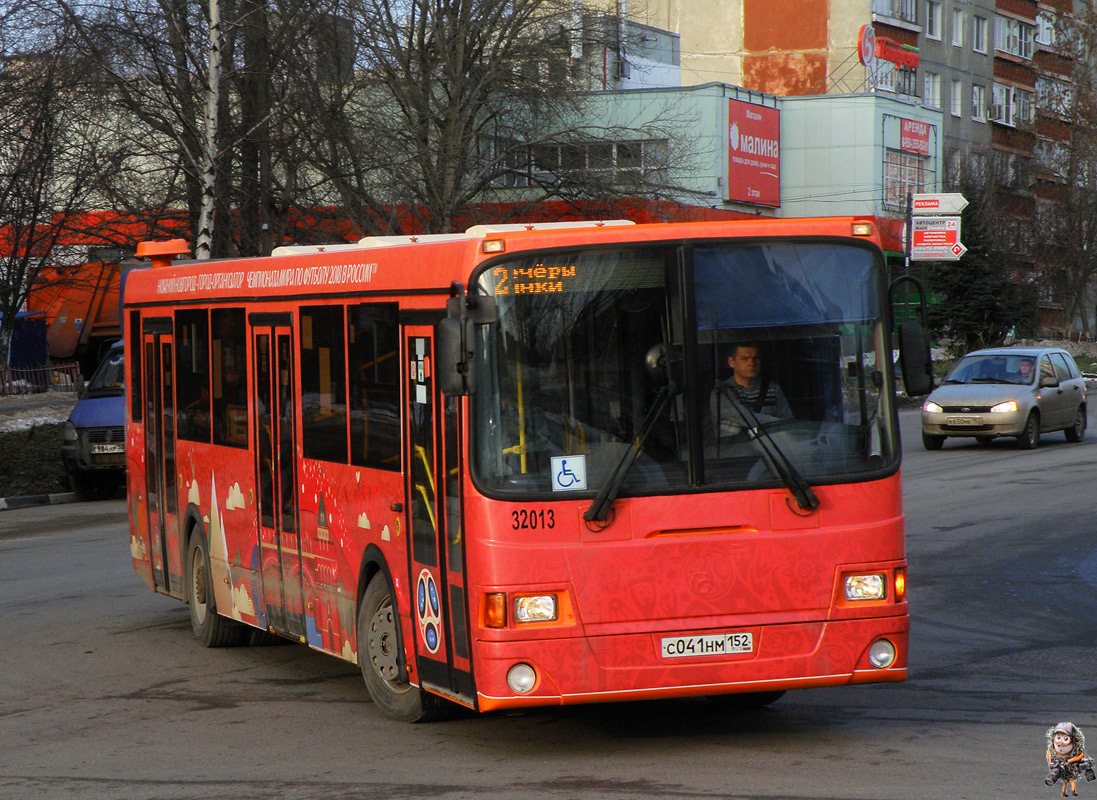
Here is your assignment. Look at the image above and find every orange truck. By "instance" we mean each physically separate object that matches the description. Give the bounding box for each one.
[27,261,122,376]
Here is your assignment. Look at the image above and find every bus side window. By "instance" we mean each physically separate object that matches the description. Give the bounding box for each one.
[176,309,211,443]
[300,305,349,464]
[348,303,400,471]
[211,308,248,448]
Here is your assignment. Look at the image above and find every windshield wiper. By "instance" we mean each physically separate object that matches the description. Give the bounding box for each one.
[970,377,1008,383]
[716,384,819,512]
[584,381,677,523]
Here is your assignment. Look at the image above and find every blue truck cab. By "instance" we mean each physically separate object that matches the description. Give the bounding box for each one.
[62,341,125,500]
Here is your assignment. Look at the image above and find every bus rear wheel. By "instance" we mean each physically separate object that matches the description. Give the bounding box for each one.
[186,531,246,647]
[358,573,449,722]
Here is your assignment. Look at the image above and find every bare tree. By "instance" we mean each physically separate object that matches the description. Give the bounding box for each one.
[0,16,109,366]
[284,0,698,235]
[1026,4,1097,337]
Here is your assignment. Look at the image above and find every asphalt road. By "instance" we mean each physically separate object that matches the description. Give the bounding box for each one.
[1,408,1094,800]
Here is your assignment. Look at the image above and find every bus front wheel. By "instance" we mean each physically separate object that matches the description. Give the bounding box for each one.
[358,573,449,722]
[186,531,246,647]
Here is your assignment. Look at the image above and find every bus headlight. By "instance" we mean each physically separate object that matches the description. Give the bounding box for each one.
[507,663,537,693]
[868,639,896,668]
[515,594,557,623]
[844,573,886,601]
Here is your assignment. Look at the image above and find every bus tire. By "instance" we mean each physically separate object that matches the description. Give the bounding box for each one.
[706,691,785,711]
[186,531,246,647]
[358,573,449,722]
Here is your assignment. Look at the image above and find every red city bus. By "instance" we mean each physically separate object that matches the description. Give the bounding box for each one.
[124,218,930,721]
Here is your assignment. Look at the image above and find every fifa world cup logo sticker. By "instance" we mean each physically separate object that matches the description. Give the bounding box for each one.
[1046,722,1096,797]
[417,569,441,654]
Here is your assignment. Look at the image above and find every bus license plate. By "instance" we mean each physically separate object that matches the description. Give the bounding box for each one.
[91,443,125,454]
[661,632,753,658]
[946,416,980,426]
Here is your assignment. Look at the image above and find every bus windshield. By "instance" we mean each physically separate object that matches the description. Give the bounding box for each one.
[472,241,898,498]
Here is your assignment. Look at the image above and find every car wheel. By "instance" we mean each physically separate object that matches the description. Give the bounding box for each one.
[71,470,122,501]
[1017,412,1040,450]
[357,573,451,722]
[921,431,945,451]
[1065,407,1087,443]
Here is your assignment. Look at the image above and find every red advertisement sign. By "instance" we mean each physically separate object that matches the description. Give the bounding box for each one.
[727,99,780,207]
[900,118,931,155]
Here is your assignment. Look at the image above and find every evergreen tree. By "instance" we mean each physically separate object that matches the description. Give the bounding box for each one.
[924,182,1037,355]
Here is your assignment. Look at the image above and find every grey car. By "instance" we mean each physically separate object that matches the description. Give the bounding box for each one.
[920,347,1087,450]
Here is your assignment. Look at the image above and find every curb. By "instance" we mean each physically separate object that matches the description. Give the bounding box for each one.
[0,492,81,511]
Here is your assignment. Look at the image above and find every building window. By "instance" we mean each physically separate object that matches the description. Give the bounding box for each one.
[884,150,928,210]
[1036,11,1056,50]
[952,8,964,46]
[995,15,1034,59]
[871,0,917,23]
[926,1,942,39]
[991,82,1035,126]
[1037,76,1073,117]
[924,72,940,108]
[951,79,963,117]
[972,84,986,122]
[528,139,668,185]
[973,16,988,53]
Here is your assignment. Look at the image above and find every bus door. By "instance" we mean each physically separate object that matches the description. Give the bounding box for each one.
[404,327,475,708]
[142,318,180,595]
[250,314,306,640]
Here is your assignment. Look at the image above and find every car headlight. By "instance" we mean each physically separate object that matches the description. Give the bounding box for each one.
[990,400,1018,413]
[923,400,942,413]
[63,421,78,443]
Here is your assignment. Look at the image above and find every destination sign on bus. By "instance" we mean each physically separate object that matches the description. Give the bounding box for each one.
[491,264,578,295]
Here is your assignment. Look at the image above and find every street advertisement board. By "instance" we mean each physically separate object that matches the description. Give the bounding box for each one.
[727,99,780,207]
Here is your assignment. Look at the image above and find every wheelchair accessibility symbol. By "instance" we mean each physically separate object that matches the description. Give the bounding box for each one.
[551,455,587,492]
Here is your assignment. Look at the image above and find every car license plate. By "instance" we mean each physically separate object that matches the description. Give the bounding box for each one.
[661,632,753,658]
[946,416,981,426]
[91,443,125,454]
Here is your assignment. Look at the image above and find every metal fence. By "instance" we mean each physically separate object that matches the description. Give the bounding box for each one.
[0,363,81,396]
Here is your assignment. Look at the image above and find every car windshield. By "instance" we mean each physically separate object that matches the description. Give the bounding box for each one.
[85,348,125,397]
[470,241,898,499]
[944,354,1035,385]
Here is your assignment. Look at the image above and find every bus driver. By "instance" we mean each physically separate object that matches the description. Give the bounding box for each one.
[713,343,792,436]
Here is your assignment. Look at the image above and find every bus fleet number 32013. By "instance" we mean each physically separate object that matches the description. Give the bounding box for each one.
[660,632,754,658]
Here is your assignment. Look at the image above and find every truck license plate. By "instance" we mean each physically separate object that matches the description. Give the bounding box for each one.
[91,443,125,454]
[660,632,753,658]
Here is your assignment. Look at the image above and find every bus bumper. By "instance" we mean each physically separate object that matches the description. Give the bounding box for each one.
[473,615,908,712]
